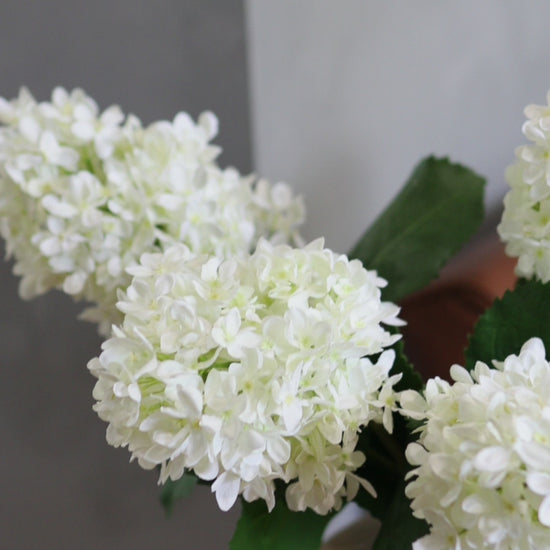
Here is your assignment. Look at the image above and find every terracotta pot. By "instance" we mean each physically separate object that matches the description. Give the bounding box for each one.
[400,236,516,381]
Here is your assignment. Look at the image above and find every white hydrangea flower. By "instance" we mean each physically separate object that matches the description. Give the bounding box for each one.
[89,239,404,514]
[401,338,550,550]
[499,90,550,282]
[0,87,305,334]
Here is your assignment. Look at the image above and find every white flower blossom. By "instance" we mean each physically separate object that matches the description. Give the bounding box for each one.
[89,239,403,514]
[401,338,550,550]
[499,90,550,282]
[0,87,305,334]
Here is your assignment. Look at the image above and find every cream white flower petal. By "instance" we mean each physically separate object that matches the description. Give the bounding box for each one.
[89,241,401,513]
[174,385,203,419]
[399,389,428,420]
[527,472,550,496]
[281,399,303,433]
[515,440,550,470]
[19,115,41,143]
[39,131,79,170]
[197,111,218,140]
[461,494,486,515]
[0,87,305,334]
[194,457,219,481]
[63,271,87,294]
[41,194,78,218]
[403,337,550,549]
[266,436,291,465]
[539,495,550,527]
[499,90,550,282]
[474,447,512,473]
[212,471,241,512]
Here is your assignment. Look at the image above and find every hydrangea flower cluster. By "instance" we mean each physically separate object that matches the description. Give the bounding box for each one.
[0,87,304,333]
[401,338,550,550]
[88,239,404,514]
[499,89,550,282]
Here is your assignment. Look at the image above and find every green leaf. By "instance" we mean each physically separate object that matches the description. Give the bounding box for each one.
[391,339,423,392]
[372,480,429,550]
[230,498,333,550]
[159,473,198,517]
[349,156,485,302]
[354,423,403,519]
[354,400,417,516]
[465,279,550,370]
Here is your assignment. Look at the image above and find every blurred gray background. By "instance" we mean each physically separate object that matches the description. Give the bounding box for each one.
[248,1,550,252]
[0,2,249,549]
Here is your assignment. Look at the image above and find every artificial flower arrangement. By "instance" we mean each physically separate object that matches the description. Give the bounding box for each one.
[1,85,550,549]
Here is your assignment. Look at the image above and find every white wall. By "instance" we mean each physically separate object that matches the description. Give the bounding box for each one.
[246,1,550,252]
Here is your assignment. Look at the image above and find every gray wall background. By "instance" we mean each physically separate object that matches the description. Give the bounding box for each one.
[0,2,249,549]
[247,1,550,253]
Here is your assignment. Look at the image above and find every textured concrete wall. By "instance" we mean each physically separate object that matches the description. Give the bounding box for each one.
[0,2,249,548]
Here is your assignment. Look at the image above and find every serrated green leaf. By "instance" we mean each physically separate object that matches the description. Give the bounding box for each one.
[349,156,485,302]
[465,279,550,370]
[372,480,429,550]
[159,473,198,516]
[230,498,333,550]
